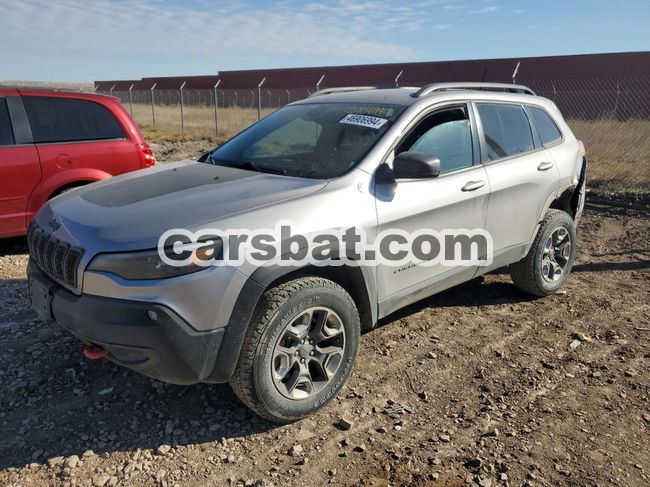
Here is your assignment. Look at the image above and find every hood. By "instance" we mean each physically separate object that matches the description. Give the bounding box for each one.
[39,160,327,251]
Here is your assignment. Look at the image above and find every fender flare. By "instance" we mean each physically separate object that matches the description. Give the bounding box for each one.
[206,252,377,383]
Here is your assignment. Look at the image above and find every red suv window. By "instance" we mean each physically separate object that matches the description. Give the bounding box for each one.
[22,96,125,144]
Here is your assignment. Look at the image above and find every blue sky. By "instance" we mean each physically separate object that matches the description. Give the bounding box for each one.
[1,0,648,82]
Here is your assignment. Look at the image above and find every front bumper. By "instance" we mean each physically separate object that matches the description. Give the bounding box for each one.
[28,261,226,385]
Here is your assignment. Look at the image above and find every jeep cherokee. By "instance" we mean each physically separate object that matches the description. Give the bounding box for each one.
[27,83,587,422]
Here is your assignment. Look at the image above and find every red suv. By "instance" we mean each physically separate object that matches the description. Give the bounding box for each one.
[0,89,155,238]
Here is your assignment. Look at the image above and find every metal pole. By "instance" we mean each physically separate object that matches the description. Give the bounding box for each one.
[150,83,157,128]
[110,84,116,97]
[286,89,291,104]
[316,74,325,93]
[257,77,266,120]
[128,84,134,117]
[179,81,187,132]
[213,80,221,137]
[511,61,520,84]
[552,82,557,102]
[394,70,403,87]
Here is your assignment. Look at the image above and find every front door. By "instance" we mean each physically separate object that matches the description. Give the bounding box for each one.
[374,104,490,316]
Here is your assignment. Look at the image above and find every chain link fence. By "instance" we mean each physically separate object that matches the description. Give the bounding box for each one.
[99,78,650,198]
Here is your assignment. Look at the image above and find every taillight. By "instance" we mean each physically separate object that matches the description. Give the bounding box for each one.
[137,143,156,168]
[578,140,586,157]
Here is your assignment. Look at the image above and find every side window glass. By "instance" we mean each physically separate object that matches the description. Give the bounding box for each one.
[244,118,321,158]
[398,107,473,174]
[477,103,534,160]
[528,106,562,145]
[0,99,14,146]
[22,96,125,144]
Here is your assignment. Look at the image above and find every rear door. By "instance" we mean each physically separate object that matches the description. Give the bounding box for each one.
[21,95,141,187]
[474,102,560,267]
[0,95,41,237]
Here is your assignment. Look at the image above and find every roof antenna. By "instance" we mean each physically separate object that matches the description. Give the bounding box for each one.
[511,61,520,84]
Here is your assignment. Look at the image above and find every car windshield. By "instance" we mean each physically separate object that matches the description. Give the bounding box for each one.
[205,102,405,179]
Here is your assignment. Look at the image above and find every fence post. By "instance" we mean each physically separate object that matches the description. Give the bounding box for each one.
[213,80,221,137]
[150,83,157,128]
[286,89,291,104]
[614,82,621,118]
[552,82,557,101]
[511,61,520,84]
[257,77,266,120]
[109,84,116,98]
[315,74,325,93]
[128,84,134,117]
[179,81,187,132]
[394,70,403,87]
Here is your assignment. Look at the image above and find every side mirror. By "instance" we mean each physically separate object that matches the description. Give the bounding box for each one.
[393,152,441,179]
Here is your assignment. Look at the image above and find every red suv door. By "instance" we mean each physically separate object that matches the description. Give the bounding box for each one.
[0,94,41,238]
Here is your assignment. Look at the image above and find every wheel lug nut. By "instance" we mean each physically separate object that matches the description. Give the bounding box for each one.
[300,358,305,363]
[309,351,314,356]
[294,351,299,356]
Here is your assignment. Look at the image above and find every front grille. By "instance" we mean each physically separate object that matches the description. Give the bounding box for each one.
[27,222,84,288]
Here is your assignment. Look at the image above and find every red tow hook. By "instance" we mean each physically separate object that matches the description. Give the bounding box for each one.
[83,344,108,360]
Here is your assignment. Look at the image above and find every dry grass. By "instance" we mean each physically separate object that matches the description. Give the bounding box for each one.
[129,101,649,194]
[566,119,650,193]
[127,103,274,142]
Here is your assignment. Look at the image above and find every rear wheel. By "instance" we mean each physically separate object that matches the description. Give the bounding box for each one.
[230,277,360,423]
[510,210,577,296]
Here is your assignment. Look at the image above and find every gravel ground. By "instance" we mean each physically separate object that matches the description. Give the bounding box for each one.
[1,201,649,487]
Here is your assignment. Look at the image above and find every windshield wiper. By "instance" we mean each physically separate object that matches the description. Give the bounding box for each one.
[240,161,286,175]
[206,153,286,175]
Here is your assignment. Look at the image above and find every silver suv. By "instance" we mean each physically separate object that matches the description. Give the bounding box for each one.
[27,83,587,422]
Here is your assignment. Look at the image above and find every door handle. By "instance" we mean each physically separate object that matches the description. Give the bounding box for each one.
[537,161,554,171]
[461,180,486,192]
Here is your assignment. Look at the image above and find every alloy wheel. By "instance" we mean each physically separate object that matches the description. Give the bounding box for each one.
[271,307,346,400]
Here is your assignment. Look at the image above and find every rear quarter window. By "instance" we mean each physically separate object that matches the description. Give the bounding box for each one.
[0,98,14,146]
[22,96,125,144]
[528,106,562,145]
[477,103,534,160]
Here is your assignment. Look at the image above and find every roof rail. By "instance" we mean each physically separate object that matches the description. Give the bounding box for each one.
[307,86,378,98]
[413,82,536,98]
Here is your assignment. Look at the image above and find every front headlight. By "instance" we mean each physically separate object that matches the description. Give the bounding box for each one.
[87,238,223,280]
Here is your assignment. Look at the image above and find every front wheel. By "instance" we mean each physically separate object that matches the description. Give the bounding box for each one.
[510,210,577,296]
[230,277,360,423]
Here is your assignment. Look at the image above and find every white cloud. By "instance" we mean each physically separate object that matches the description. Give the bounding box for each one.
[0,0,423,62]
[469,5,498,14]
[513,9,525,14]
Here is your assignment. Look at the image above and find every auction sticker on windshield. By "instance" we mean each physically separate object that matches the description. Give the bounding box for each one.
[339,113,389,130]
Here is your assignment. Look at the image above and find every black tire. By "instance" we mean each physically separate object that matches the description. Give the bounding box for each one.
[510,209,577,296]
[229,277,360,423]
